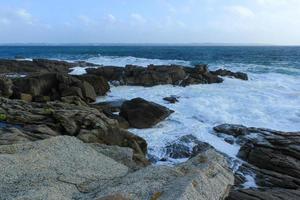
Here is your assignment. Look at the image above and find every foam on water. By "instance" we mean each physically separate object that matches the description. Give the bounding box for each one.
[86,55,191,67]
[97,72,300,163]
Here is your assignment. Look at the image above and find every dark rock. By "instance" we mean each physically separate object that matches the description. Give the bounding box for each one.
[87,64,225,87]
[119,98,174,129]
[0,76,13,98]
[0,59,76,74]
[0,97,147,156]
[165,134,211,159]
[211,69,248,80]
[163,96,179,104]
[92,99,126,113]
[74,74,110,96]
[13,72,97,102]
[226,188,300,200]
[215,123,300,199]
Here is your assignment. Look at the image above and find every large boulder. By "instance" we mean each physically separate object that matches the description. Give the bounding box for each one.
[13,73,97,102]
[119,98,174,128]
[0,136,234,200]
[0,136,129,200]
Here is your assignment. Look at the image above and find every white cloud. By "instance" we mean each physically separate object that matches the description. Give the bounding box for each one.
[130,13,146,24]
[106,14,117,23]
[226,5,255,18]
[0,18,10,25]
[16,9,33,24]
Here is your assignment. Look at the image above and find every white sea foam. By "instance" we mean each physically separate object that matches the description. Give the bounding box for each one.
[87,55,191,67]
[97,73,300,164]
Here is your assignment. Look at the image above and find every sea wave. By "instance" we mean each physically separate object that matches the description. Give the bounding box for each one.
[86,55,191,67]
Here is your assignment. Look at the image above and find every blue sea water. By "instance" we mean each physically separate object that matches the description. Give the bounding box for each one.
[0,46,300,75]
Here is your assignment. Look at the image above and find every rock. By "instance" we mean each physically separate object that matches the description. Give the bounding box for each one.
[0,76,13,97]
[226,188,300,200]
[86,64,226,87]
[0,59,76,74]
[0,136,129,200]
[211,69,248,80]
[165,134,211,159]
[82,146,234,200]
[13,72,97,102]
[214,124,300,199]
[0,97,147,156]
[0,136,233,200]
[119,98,174,129]
[75,74,110,96]
[19,93,33,102]
[92,99,126,113]
[163,95,179,104]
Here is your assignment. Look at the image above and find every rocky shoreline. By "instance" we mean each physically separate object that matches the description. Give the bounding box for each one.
[0,58,299,200]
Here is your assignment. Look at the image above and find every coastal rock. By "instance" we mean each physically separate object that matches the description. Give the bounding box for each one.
[164,134,211,159]
[0,76,13,98]
[0,59,76,74]
[0,136,129,200]
[119,98,174,128]
[163,95,179,104]
[0,136,234,200]
[82,144,234,200]
[0,97,147,155]
[86,64,227,86]
[226,188,300,200]
[74,74,110,96]
[13,72,97,102]
[214,124,300,199]
[211,69,248,80]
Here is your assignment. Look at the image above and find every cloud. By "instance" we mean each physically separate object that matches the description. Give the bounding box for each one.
[0,8,35,26]
[106,14,117,23]
[16,8,33,24]
[226,5,255,18]
[130,13,146,24]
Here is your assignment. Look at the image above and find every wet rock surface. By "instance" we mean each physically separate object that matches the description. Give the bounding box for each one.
[164,134,211,160]
[211,69,248,80]
[119,98,174,129]
[214,124,300,200]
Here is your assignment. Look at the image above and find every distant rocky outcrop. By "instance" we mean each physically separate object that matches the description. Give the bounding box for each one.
[119,98,174,129]
[0,136,234,200]
[86,64,249,87]
[214,124,300,200]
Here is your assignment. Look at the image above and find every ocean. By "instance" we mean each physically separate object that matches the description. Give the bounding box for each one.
[1,46,300,179]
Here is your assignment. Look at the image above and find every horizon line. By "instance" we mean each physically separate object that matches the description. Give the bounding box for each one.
[0,42,299,47]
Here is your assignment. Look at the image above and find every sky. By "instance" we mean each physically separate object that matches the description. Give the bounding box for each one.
[0,0,300,45]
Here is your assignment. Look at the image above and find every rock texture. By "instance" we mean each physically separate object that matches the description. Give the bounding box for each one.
[0,97,147,156]
[0,59,75,74]
[12,72,98,102]
[0,136,233,200]
[0,76,13,98]
[214,124,300,200]
[86,64,238,87]
[119,98,174,128]
[164,134,211,160]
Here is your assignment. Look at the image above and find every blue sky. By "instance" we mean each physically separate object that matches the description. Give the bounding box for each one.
[0,0,299,44]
